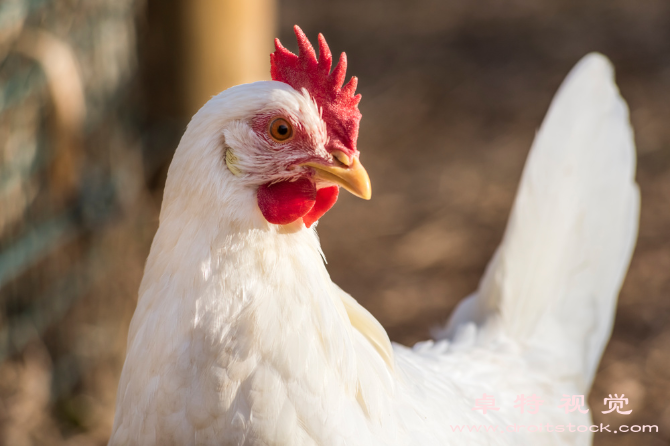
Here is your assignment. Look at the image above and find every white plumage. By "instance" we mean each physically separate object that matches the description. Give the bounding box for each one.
[109,53,639,445]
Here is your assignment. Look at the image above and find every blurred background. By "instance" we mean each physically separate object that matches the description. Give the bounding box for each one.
[0,0,669,444]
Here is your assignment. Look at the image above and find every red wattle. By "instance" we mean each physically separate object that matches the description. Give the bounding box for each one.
[303,186,339,228]
[257,178,316,225]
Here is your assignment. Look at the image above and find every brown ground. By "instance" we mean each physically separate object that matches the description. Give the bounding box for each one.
[2,1,670,444]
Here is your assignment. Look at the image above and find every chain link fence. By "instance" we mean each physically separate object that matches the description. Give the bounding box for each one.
[0,1,150,443]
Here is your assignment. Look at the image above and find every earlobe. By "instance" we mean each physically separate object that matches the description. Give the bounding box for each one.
[225,148,243,176]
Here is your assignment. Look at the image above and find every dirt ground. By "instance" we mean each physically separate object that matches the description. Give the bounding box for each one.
[2,1,669,444]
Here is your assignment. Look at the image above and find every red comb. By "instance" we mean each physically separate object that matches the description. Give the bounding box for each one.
[271,26,362,157]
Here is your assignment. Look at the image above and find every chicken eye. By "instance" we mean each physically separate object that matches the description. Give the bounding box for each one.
[269,118,293,142]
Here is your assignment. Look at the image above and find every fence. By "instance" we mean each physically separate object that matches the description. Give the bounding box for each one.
[0,0,142,442]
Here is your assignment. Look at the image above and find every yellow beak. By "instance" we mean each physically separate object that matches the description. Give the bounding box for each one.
[300,154,371,200]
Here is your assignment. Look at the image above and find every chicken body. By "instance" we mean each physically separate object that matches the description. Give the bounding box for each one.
[109,33,638,446]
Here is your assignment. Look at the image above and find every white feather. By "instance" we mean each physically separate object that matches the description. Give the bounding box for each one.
[442,53,639,392]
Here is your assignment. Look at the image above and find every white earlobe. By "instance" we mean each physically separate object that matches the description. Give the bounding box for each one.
[225,147,243,176]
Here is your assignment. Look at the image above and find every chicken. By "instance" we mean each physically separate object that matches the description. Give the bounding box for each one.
[109,26,639,445]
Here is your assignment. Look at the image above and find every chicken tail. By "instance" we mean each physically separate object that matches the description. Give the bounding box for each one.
[442,53,639,393]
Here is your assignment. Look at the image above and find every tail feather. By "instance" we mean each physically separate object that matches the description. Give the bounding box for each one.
[443,53,640,392]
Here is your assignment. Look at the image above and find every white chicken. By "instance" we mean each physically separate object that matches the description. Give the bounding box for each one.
[109,26,639,445]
